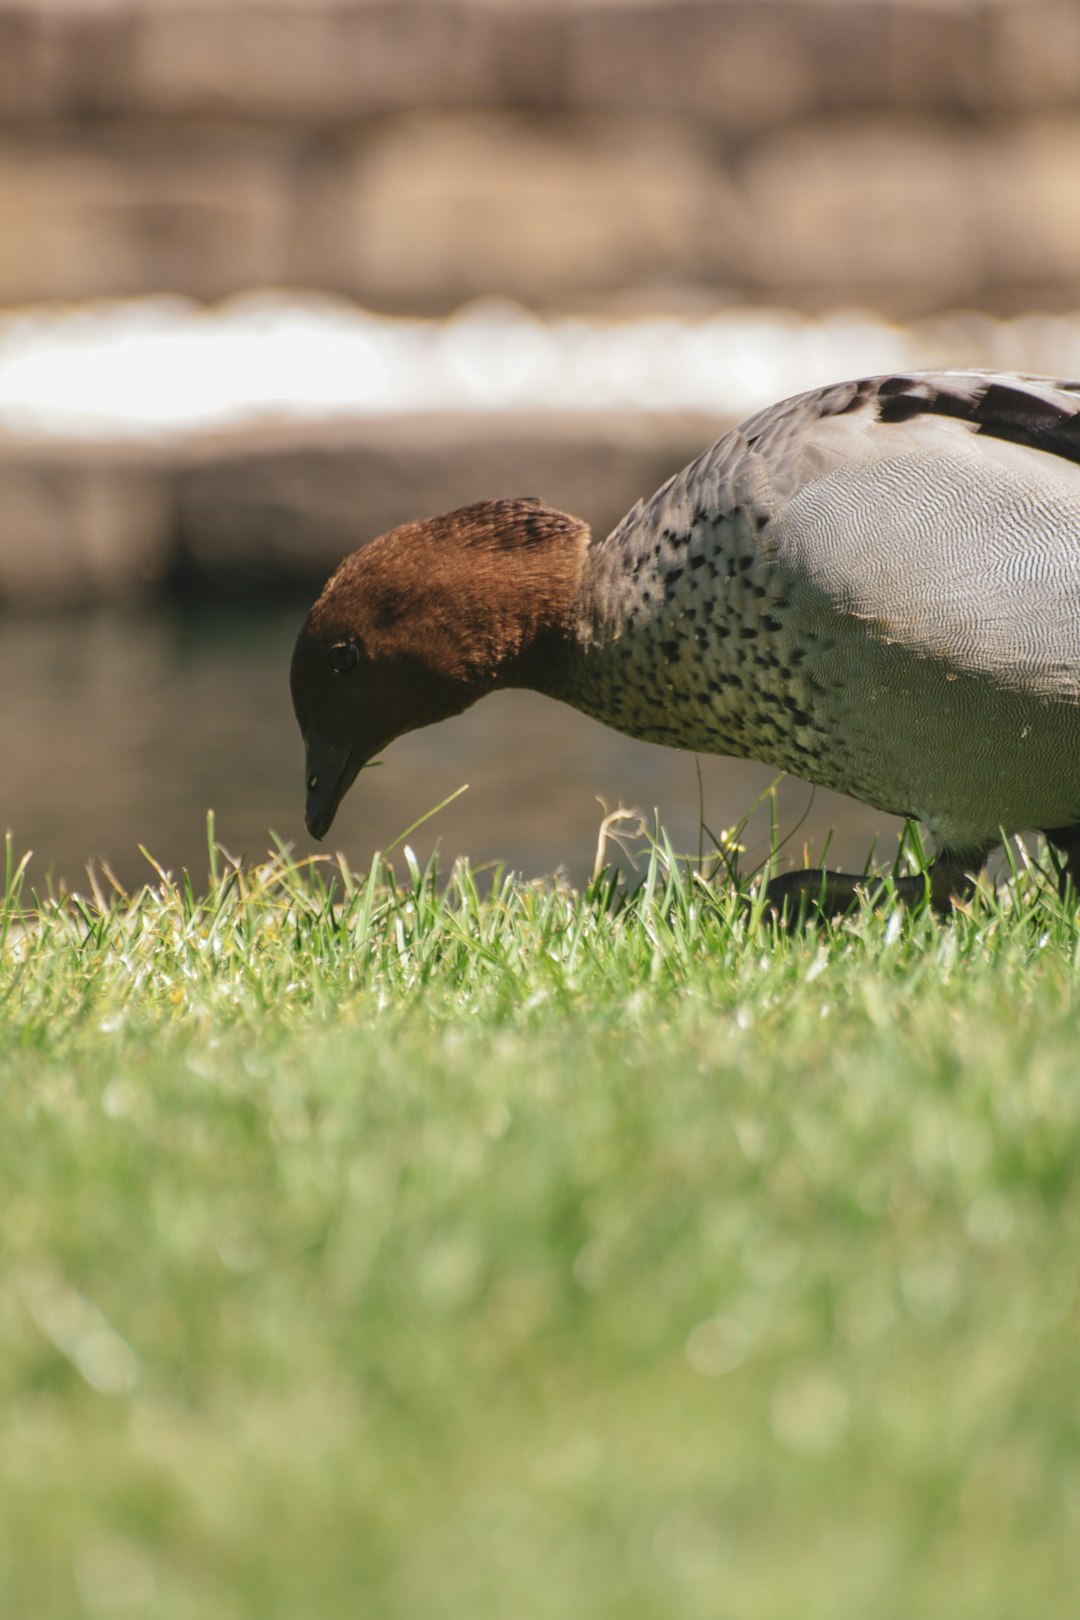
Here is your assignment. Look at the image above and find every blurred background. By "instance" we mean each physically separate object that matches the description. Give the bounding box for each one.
[4,0,1080,890]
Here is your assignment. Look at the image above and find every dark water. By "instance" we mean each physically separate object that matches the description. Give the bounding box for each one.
[1,609,909,895]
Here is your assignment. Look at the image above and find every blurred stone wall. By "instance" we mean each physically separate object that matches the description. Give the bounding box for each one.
[2,0,1080,316]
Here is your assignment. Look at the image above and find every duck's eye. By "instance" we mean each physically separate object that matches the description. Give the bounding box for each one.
[328,641,359,674]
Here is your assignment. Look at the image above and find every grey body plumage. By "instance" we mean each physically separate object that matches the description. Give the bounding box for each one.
[562,371,1080,882]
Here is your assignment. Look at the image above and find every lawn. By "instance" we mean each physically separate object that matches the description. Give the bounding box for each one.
[3,824,1080,1619]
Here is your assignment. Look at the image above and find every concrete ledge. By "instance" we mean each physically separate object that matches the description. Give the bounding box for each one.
[174,410,728,594]
[0,411,731,606]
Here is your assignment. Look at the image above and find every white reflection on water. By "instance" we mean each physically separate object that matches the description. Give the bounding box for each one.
[4,293,1080,441]
[0,611,907,894]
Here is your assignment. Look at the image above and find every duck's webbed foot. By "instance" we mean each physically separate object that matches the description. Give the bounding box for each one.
[1042,824,1080,900]
[760,867,878,921]
[760,847,987,923]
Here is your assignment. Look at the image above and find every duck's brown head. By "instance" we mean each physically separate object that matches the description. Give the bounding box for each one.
[290,497,590,838]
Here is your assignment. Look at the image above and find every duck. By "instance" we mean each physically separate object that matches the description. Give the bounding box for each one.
[290,370,1080,912]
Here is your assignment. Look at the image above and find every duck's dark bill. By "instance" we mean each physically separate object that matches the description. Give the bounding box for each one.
[304,741,365,839]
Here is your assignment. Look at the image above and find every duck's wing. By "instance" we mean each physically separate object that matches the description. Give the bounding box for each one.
[594,371,1080,687]
[636,371,1080,536]
[756,374,1080,682]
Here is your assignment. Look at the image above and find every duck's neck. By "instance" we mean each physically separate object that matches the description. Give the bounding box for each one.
[477,513,594,694]
[504,521,651,707]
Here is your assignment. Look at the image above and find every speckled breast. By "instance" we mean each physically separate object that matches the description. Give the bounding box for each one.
[569,500,834,782]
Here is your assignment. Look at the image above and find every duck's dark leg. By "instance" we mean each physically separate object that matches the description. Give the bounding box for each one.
[909,847,990,912]
[761,845,989,921]
[1041,824,1080,898]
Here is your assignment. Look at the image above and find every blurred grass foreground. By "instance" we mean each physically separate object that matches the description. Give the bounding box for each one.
[4,837,1080,1617]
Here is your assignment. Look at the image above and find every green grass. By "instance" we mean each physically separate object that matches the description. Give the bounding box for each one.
[3,821,1080,1619]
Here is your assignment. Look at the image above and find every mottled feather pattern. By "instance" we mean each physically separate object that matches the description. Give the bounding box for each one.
[568,372,1080,849]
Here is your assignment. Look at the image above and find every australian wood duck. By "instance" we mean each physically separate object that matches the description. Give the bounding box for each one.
[291,371,1080,910]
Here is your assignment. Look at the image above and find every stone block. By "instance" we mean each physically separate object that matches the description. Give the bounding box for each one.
[0,128,294,303]
[0,1,138,120]
[561,0,984,128]
[129,0,489,121]
[0,443,173,607]
[316,113,732,309]
[986,0,1080,110]
[738,121,981,311]
[737,115,1080,313]
[977,119,1080,292]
